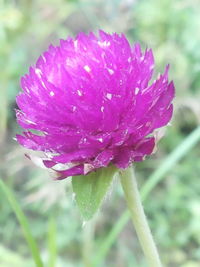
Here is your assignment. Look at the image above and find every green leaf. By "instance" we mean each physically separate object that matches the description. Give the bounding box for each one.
[72,165,117,220]
[0,178,43,267]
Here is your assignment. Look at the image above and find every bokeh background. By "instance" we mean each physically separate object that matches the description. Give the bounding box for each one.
[1,0,200,266]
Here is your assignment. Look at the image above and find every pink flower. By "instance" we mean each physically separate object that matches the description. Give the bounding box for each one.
[16,30,175,179]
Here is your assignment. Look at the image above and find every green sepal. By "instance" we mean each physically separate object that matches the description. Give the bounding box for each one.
[72,165,117,220]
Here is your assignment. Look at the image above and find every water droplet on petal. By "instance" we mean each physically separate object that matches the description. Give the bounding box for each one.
[98,41,110,47]
[101,106,104,112]
[35,68,42,78]
[84,65,91,72]
[77,90,82,96]
[135,87,140,95]
[72,106,77,112]
[74,40,78,50]
[107,68,114,75]
[106,93,112,100]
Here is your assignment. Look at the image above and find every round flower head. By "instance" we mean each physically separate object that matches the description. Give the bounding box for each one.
[16,30,175,179]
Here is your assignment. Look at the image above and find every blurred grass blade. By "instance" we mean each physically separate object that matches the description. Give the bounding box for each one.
[141,125,200,199]
[0,76,8,142]
[0,178,43,267]
[93,210,130,266]
[93,125,200,266]
[47,215,57,267]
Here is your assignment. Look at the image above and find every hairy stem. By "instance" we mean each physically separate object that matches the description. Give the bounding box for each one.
[120,166,162,267]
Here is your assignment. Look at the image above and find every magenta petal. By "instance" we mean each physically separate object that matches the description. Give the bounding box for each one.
[52,148,99,163]
[134,137,155,160]
[55,165,84,180]
[113,148,132,169]
[92,150,114,168]
[113,138,155,168]
[43,160,57,168]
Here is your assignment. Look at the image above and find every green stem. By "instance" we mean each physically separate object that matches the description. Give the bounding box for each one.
[82,218,96,267]
[120,166,162,267]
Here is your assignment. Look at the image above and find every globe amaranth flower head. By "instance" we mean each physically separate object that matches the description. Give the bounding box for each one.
[16,30,175,179]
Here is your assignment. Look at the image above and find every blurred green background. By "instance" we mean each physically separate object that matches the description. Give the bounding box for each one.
[1,0,200,266]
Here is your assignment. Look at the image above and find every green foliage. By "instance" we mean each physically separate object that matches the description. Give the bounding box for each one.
[72,166,117,220]
[0,245,32,267]
[0,178,43,267]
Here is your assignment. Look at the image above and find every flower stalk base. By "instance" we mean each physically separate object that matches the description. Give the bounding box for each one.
[120,166,162,267]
